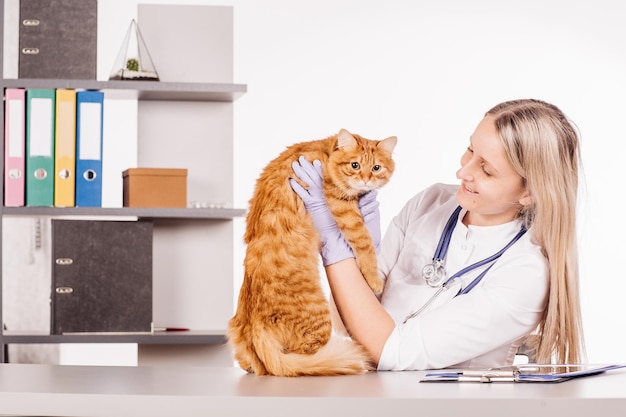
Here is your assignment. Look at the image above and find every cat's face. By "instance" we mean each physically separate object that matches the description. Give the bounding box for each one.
[326,129,397,198]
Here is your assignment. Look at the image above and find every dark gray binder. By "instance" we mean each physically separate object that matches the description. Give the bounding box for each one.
[19,0,97,79]
[51,220,153,334]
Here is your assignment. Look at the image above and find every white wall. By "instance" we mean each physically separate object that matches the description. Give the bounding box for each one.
[94,0,626,364]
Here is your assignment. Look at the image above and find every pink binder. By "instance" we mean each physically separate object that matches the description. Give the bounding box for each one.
[4,88,26,207]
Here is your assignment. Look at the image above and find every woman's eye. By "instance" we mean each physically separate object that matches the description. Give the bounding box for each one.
[351,162,360,169]
[372,165,381,172]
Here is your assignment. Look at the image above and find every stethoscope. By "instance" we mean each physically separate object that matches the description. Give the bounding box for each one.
[403,206,527,323]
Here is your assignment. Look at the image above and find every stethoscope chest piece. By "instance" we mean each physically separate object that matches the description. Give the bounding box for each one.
[422,260,447,288]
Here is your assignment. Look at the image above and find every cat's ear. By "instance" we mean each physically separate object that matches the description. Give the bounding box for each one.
[378,136,397,154]
[337,129,358,150]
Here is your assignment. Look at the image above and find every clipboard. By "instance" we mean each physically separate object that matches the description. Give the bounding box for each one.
[420,364,626,383]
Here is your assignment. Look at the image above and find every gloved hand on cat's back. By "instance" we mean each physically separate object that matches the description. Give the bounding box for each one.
[358,188,381,255]
[289,155,382,266]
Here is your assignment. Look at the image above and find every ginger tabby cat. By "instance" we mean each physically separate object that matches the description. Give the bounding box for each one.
[228,129,397,376]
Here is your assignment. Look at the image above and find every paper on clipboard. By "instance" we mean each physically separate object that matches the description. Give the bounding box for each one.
[420,364,626,383]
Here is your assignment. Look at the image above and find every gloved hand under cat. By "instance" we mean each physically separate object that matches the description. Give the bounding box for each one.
[289,155,382,265]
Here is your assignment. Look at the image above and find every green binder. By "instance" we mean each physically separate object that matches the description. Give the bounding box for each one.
[25,88,55,206]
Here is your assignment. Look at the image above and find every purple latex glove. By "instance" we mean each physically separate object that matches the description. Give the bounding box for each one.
[359,190,382,254]
[289,156,354,266]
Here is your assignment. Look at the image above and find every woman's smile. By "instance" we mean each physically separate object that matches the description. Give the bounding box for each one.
[461,182,477,194]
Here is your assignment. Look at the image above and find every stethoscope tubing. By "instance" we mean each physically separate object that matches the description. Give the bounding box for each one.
[443,225,526,292]
[432,205,462,263]
[404,206,527,323]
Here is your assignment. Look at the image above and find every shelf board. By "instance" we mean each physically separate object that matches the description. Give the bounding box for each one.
[0,79,247,102]
[1,330,227,345]
[1,206,246,220]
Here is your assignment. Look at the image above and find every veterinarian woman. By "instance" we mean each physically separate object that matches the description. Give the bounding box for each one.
[291,99,585,370]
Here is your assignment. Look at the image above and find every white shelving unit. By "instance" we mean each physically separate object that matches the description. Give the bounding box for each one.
[0,4,245,366]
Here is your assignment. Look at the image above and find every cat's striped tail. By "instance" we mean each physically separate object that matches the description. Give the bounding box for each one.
[253,333,373,377]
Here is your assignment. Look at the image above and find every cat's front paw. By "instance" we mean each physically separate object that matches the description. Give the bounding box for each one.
[368,277,384,295]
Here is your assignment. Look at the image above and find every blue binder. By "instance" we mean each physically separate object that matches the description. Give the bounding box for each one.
[75,90,104,207]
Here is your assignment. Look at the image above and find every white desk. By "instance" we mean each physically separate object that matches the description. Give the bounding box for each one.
[0,363,624,417]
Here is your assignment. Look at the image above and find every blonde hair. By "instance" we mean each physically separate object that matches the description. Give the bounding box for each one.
[487,99,585,364]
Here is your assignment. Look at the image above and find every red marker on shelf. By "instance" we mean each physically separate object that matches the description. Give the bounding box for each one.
[153,327,190,332]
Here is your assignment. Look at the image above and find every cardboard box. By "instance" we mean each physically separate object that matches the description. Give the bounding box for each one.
[123,168,187,208]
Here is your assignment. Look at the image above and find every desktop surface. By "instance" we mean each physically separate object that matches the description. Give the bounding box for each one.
[0,363,624,416]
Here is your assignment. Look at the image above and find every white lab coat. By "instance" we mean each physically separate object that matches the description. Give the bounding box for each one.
[377,183,548,371]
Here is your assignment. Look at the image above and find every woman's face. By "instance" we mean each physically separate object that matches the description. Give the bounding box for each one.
[456,115,530,226]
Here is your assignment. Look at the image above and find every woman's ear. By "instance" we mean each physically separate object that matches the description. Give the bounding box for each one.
[519,191,533,207]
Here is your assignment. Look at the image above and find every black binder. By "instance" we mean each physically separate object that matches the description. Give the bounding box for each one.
[51,220,153,334]
[19,0,97,79]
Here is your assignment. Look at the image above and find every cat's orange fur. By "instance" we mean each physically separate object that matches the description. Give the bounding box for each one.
[228,129,397,376]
